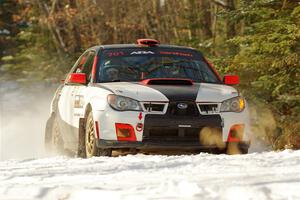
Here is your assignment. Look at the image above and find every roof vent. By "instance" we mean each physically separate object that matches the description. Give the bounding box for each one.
[141,78,194,85]
[136,39,160,46]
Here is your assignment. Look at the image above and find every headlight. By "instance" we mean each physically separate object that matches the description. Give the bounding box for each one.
[220,96,245,112]
[107,94,142,111]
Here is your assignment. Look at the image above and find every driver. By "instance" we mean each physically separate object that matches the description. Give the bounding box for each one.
[105,67,119,81]
[169,65,183,77]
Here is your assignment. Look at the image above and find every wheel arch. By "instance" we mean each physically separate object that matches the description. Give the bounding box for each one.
[84,103,93,119]
[50,85,64,115]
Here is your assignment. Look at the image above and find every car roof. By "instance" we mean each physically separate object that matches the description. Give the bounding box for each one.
[88,44,197,51]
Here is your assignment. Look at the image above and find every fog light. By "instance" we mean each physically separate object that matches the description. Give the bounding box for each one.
[115,123,137,141]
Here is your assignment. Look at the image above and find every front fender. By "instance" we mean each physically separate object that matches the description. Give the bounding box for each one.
[85,96,107,112]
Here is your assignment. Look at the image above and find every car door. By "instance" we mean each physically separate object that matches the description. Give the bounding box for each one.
[58,51,90,148]
[72,51,96,129]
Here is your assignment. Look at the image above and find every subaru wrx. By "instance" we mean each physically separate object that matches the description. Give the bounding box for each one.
[45,39,251,157]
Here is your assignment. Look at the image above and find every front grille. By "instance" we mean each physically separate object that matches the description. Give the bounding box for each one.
[142,113,223,145]
[198,103,219,115]
[143,128,200,143]
[143,103,165,112]
[167,102,199,116]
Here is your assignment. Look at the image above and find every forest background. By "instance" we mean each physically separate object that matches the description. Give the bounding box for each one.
[0,0,299,149]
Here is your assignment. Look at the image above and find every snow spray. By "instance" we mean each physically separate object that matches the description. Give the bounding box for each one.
[0,82,57,160]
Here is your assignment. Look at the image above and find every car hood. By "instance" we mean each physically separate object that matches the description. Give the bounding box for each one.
[95,82,239,102]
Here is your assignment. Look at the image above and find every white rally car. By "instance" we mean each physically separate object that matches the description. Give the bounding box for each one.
[45,39,251,157]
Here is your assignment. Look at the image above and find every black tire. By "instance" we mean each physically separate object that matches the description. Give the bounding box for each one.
[239,146,249,154]
[208,148,226,154]
[226,142,248,155]
[45,114,64,154]
[83,110,112,158]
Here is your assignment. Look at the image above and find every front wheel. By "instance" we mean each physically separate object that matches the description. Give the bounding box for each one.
[226,142,249,155]
[83,110,112,158]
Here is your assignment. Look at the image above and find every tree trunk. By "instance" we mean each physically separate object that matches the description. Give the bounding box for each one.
[225,0,236,39]
[36,0,67,55]
[111,0,118,43]
[199,0,213,40]
[69,0,81,52]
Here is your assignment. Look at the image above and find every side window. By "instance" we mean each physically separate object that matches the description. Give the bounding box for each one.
[70,51,96,83]
[197,61,219,83]
[73,52,89,73]
[82,51,96,82]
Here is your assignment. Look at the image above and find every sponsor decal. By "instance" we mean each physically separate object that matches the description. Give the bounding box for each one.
[159,51,193,57]
[130,51,155,55]
[74,95,84,108]
[108,51,125,57]
[178,125,192,128]
[136,123,143,132]
[74,113,83,117]
[138,112,143,120]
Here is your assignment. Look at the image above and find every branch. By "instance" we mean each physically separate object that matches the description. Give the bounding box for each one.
[50,0,58,16]
[211,0,233,9]
[36,0,67,53]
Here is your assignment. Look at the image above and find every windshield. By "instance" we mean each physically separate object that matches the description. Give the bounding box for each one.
[97,48,220,83]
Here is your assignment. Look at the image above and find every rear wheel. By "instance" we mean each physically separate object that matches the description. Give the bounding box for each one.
[84,110,112,158]
[45,115,64,154]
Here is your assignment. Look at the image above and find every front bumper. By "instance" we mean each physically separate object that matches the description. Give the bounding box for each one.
[95,113,251,151]
[93,102,251,147]
[95,139,250,151]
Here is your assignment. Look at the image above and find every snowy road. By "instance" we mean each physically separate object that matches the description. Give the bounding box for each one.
[1,150,300,200]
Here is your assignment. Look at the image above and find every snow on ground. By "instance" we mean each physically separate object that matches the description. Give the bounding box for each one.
[1,150,300,200]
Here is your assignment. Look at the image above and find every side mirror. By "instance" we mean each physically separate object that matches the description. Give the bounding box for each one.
[223,75,239,85]
[68,73,86,84]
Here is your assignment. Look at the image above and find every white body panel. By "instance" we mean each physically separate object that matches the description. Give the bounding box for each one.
[100,82,169,102]
[195,83,238,102]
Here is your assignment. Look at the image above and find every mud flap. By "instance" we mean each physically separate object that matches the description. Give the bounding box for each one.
[77,118,86,157]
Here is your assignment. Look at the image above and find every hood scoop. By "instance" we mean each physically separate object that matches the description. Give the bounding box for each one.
[141,78,194,85]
